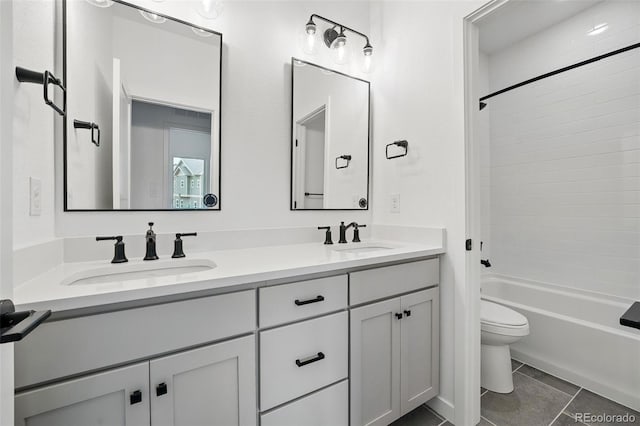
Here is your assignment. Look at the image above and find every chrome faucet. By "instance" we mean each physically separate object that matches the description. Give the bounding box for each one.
[144,222,159,260]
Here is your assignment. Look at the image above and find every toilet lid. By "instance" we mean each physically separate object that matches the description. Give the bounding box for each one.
[481,300,528,327]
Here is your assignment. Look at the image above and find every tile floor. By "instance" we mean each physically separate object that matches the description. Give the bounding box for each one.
[392,359,640,426]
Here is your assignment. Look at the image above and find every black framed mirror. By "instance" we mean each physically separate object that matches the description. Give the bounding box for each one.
[290,58,370,210]
[63,0,222,211]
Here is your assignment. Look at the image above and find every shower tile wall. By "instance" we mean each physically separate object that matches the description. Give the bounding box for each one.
[482,1,640,300]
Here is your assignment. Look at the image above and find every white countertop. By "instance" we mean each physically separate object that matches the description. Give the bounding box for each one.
[14,239,444,313]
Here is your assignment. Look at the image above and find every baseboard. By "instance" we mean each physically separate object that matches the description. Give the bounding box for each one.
[427,395,455,423]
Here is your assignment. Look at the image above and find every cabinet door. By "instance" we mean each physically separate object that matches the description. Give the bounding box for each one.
[400,288,440,415]
[150,335,256,426]
[350,298,402,426]
[15,362,149,426]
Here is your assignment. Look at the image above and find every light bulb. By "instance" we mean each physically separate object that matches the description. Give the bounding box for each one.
[140,10,166,24]
[333,43,349,65]
[362,43,373,73]
[197,0,223,20]
[304,32,318,55]
[85,0,113,7]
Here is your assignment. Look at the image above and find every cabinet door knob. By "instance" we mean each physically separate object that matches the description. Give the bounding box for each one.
[130,390,142,405]
[404,310,412,317]
[156,382,168,397]
[395,313,403,320]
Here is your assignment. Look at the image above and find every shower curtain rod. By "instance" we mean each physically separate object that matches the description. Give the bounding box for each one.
[479,41,640,109]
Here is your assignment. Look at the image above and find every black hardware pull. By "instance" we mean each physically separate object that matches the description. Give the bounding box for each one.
[294,295,325,306]
[156,382,168,397]
[395,313,403,320]
[404,310,412,317]
[0,299,51,344]
[130,390,142,405]
[296,352,325,367]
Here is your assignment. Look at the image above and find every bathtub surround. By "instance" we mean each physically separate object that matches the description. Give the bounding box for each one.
[481,0,640,300]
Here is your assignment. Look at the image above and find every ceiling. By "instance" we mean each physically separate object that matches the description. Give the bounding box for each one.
[478,0,603,55]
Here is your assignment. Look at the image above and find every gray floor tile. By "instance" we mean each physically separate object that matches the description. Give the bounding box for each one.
[517,364,580,396]
[390,405,443,426]
[511,359,523,371]
[481,371,572,426]
[551,413,587,426]
[564,389,640,426]
[478,417,495,425]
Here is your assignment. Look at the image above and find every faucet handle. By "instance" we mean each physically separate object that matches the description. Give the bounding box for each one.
[317,226,333,245]
[172,233,198,258]
[352,224,366,243]
[96,236,128,264]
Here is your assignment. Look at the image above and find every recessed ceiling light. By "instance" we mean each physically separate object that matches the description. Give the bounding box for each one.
[139,10,166,24]
[191,27,213,37]
[588,23,608,36]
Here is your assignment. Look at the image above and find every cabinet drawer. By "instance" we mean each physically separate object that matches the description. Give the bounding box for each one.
[259,275,347,328]
[350,259,439,305]
[15,290,256,389]
[260,312,348,410]
[261,380,348,426]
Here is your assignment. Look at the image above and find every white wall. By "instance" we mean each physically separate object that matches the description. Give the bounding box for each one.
[485,1,640,300]
[369,0,484,421]
[12,0,56,247]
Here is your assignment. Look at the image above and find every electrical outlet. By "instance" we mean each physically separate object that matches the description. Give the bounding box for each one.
[30,177,42,216]
[390,193,400,213]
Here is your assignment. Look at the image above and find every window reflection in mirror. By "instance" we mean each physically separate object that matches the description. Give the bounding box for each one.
[290,59,370,210]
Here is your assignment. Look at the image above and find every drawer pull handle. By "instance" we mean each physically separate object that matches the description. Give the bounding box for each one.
[156,382,168,397]
[395,313,403,320]
[294,295,325,306]
[296,352,325,367]
[130,390,142,405]
[404,310,412,317]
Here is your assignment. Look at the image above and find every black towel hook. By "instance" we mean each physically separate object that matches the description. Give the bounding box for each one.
[386,140,408,159]
[15,66,66,116]
[335,154,352,169]
[73,119,100,147]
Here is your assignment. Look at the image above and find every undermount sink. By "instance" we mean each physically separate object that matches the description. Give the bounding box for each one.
[63,259,217,286]
[332,244,394,254]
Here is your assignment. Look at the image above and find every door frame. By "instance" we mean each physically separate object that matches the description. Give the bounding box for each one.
[293,103,328,209]
[461,1,510,425]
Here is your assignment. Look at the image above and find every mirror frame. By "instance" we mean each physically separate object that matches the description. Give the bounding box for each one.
[62,0,223,212]
[289,57,371,211]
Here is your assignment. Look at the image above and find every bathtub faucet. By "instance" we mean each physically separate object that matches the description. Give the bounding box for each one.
[481,259,492,268]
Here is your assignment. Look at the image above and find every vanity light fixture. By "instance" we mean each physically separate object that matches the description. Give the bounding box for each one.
[587,22,608,36]
[139,10,166,24]
[304,14,373,71]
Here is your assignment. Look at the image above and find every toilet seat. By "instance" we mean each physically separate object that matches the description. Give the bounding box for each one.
[481,300,529,336]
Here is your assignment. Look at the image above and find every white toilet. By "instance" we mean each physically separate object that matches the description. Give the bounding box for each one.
[481,300,530,393]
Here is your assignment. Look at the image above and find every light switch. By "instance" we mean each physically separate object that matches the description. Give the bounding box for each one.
[390,193,400,213]
[30,177,42,216]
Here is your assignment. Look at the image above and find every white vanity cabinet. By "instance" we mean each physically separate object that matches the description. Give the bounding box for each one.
[15,362,151,426]
[15,336,256,426]
[349,260,440,426]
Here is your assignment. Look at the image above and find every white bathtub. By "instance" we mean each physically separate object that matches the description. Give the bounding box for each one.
[482,274,640,411]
